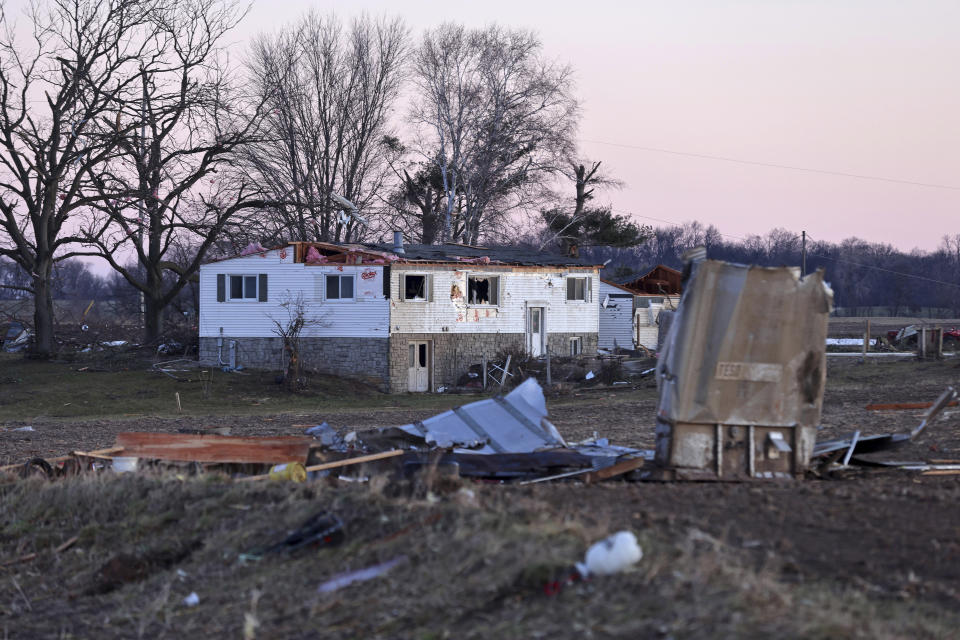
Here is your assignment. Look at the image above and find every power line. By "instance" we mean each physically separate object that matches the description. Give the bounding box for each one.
[609,207,960,290]
[808,252,960,290]
[581,138,960,192]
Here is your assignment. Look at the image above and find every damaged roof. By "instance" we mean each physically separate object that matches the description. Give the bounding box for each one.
[364,242,601,267]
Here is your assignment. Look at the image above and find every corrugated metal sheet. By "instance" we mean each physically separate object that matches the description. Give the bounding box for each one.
[394,378,566,453]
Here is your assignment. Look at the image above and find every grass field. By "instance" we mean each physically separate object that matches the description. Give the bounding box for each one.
[1,351,959,638]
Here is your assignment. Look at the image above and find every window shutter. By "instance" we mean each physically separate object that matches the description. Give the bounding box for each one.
[258,274,268,302]
[587,277,593,303]
[399,273,406,301]
[216,274,225,302]
[427,274,434,302]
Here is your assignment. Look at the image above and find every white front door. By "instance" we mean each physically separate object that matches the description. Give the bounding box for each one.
[529,307,544,357]
[408,341,430,392]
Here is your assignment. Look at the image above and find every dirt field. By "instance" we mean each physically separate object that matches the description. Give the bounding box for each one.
[1,354,959,638]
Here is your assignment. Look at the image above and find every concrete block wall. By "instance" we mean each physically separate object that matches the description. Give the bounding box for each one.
[388,331,598,393]
[199,336,390,390]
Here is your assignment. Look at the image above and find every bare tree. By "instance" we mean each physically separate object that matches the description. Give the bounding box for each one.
[0,0,170,356]
[411,23,578,244]
[77,0,271,343]
[269,292,325,392]
[240,13,407,245]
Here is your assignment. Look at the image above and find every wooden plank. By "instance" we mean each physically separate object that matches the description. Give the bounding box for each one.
[0,447,124,473]
[305,449,404,472]
[584,456,648,484]
[237,449,405,482]
[921,469,960,476]
[114,433,312,464]
[865,401,958,411]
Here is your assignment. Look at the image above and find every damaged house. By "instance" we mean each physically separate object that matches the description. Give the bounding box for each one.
[599,266,682,351]
[198,238,601,392]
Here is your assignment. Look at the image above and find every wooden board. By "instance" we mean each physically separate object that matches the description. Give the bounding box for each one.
[114,433,312,464]
[238,449,406,482]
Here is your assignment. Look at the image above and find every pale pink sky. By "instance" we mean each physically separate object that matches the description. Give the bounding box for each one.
[244,0,960,251]
[8,0,960,252]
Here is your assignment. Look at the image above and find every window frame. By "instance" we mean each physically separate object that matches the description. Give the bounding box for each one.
[566,276,590,303]
[228,274,259,302]
[569,336,583,356]
[401,273,431,302]
[325,273,356,302]
[466,274,500,307]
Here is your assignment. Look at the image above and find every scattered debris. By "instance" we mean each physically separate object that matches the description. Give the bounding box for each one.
[183,592,200,607]
[256,511,345,556]
[391,378,566,453]
[814,387,957,465]
[576,531,642,578]
[317,556,407,594]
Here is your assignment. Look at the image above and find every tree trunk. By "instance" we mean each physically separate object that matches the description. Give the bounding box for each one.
[144,293,164,343]
[31,260,57,358]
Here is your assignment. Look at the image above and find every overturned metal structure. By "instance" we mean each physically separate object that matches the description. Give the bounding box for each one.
[653,258,833,480]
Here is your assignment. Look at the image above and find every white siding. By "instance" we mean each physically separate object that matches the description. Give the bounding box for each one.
[389,267,598,335]
[633,295,681,350]
[598,281,635,350]
[198,249,388,338]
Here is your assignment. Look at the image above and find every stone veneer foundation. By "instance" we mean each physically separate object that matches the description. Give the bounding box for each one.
[199,332,597,393]
[199,336,390,390]
[388,332,598,393]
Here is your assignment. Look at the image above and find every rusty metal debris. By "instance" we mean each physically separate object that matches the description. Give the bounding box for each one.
[652,254,833,480]
[813,386,957,467]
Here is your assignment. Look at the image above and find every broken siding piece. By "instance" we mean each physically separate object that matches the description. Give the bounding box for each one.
[114,433,312,464]
[392,378,565,454]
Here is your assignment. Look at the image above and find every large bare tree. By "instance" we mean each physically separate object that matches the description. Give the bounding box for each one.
[411,24,578,244]
[0,0,169,355]
[241,13,407,244]
[78,0,270,343]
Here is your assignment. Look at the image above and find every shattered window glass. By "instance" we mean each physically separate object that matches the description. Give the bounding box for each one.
[468,276,499,305]
[404,274,426,300]
[418,343,427,367]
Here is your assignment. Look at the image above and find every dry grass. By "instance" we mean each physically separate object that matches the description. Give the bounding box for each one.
[1,473,956,639]
[0,353,464,421]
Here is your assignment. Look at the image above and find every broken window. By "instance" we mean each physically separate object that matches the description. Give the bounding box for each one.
[403,274,427,301]
[468,276,499,305]
[326,274,354,301]
[566,277,588,302]
[569,336,583,356]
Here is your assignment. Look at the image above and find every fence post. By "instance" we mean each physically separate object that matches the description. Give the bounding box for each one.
[546,345,552,387]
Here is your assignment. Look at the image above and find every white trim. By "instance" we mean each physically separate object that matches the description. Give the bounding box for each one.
[228,274,259,302]
[324,273,356,303]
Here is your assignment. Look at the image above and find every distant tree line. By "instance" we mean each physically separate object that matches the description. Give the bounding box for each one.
[586,223,960,316]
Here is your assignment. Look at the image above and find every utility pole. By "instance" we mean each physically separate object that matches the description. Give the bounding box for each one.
[801,230,807,278]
